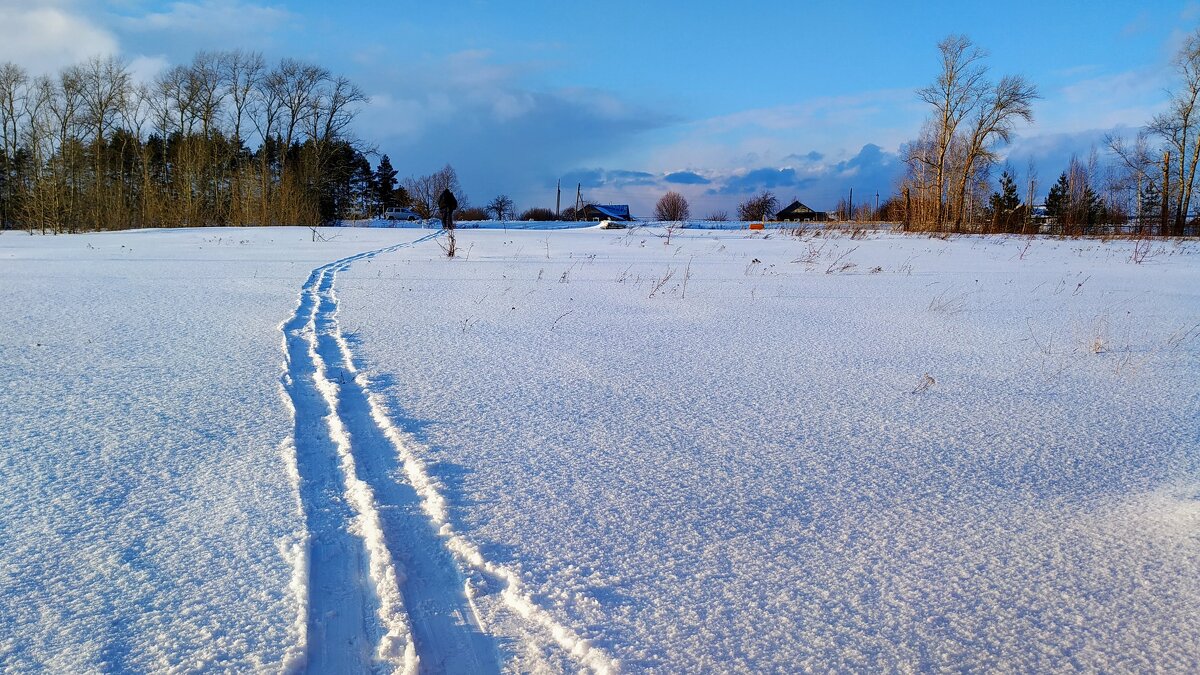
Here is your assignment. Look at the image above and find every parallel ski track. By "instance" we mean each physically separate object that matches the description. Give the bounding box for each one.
[279,230,619,674]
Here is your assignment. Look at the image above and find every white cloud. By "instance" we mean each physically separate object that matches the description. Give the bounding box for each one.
[127,54,170,84]
[1040,67,1169,136]
[700,89,916,134]
[0,2,119,74]
[626,89,923,175]
[120,1,293,37]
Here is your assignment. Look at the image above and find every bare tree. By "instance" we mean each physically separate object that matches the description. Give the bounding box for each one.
[188,52,227,139]
[950,74,1038,229]
[654,190,690,222]
[152,64,194,136]
[1148,29,1200,235]
[249,61,284,144]
[916,35,989,229]
[900,123,941,227]
[313,75,366,145]
[1107,132,1155,231]
[121,82,159,227]
[220,50,263,223]
[223,50,264,146]
[0,63,26,161]
[653,191,690,243]
[271,58,328,151]
[737,190,778,221]
[0,63,29,228]
[519,207,554,221]
[78,56,129,145]
[47,66,86,232]
[909,35,1038,232]
[486,194,514,220]
[403,164,464,218]
[20,75,57,233]
[249,60,285,224]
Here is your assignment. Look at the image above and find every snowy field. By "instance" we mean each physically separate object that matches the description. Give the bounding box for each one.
[1,224,1198,672]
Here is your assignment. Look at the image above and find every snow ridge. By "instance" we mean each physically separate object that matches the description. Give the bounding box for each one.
[344,347,622,674]
[317,275,502,674]
[280,234,439,674]
[321,263,622,673]
[272,391,309,674]
[279,229,619,673]
[304,275,419,673]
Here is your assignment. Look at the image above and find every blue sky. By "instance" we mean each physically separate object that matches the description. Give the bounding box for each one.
[0,0,1194,215]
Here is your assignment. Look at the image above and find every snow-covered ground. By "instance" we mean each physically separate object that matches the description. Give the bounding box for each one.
[2,224,1198,672]
[0,228,393,672]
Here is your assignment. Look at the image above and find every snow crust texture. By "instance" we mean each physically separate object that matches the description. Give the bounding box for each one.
[0,228,451,672]
[278,231,615,673]
[0,229,330,672]
[3,225,1199,673]
[337,227,1200,672]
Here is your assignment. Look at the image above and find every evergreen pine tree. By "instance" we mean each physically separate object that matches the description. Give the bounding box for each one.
[996,171,1021,212]
[1045,172,1069,221]
[1140,181,1161,222]
[393,184,411,209]
[987,170,1022,231]
[1082,184,1103,226]
[350,153,375,218]
[374,154,399,213]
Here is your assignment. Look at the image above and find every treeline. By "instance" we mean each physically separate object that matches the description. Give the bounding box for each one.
[897,32,1200,236]
[383,162,588,222]
[0,52,373,232]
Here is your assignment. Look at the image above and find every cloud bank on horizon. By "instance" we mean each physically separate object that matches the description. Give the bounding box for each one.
[0,0,1189,215]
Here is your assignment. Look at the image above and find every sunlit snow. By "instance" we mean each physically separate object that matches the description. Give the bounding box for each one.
[1,224,1197,672]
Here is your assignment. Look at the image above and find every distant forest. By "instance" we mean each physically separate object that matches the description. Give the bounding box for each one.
[0,51,378,232]
[884,32,1198,236]
[3,34,1200,236]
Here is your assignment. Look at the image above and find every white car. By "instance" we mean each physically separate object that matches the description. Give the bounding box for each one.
[382,207,421,221]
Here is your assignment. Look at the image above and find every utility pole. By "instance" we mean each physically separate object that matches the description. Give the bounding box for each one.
[1027,178,1035,235]
[849,187,853,222]
[1134,171,1143,235]
[1162,151,1171,237]
[556,180,561,218]
[875,192,879,221]
[576,183,582,220]
[1132,170,1142,234]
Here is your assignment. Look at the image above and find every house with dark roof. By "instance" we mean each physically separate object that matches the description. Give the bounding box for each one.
[581,204,633,221]
[776,200,827,222]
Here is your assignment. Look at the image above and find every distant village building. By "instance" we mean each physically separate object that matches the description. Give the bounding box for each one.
[776,200,828,222]
[581,204,633,221]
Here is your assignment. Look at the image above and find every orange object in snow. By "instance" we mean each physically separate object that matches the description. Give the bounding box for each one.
[749,222,765,230]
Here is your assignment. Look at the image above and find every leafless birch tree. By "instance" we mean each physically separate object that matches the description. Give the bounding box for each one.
[1148,29,1200,235]
[908,35,1038,232]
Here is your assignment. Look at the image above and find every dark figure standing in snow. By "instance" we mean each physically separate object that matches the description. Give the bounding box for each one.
[438,188,458,230]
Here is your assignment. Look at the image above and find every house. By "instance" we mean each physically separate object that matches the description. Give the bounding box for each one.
[776,200,828,222]
[580,204,633,222]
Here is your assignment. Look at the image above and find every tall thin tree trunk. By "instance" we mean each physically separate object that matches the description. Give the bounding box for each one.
[1183,139,1200,234]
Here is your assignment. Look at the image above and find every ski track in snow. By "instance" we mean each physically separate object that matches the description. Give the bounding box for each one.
[280,230,618,674]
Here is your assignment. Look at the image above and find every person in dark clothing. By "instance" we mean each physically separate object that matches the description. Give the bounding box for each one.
[438,189,458,230]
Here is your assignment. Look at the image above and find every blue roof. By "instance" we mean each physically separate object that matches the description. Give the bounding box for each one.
[588,204,632,220]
